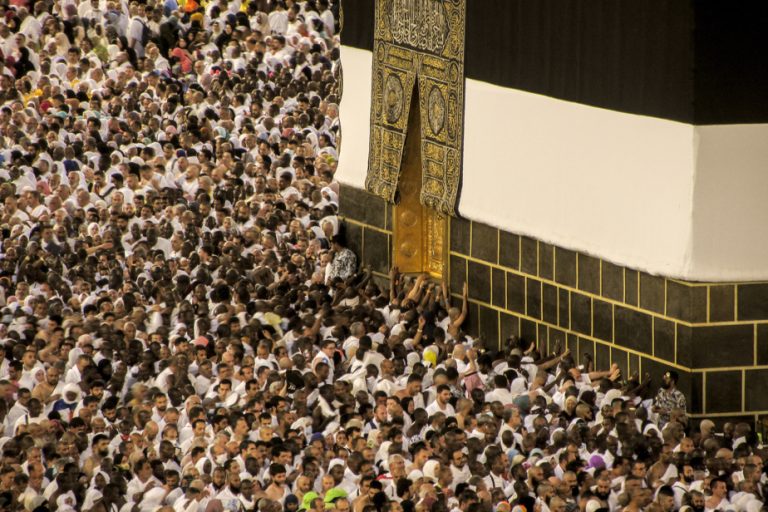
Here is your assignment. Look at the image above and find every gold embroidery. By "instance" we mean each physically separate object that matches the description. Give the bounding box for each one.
[366,0,466,217]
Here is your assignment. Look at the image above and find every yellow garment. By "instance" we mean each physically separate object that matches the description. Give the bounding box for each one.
[423,348,437,367]
[23,89,42,105]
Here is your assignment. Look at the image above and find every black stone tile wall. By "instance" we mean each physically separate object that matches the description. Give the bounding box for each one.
[338,184,392,279]
[467,260,491,303]
[640,272,666,315]
[339,186,768,419]
[555,248,577,288]
[507,273,525,313]
[705,371,742,414]
[492,268,506,308]
[446,218,768,419]
[593,299,613,342]
[625,270,639,306]
[710,285,735,322]
[691,325,754,368]
[363,228,390,275]
[521,237,538,276]
[526,278,542,320]
[471,222,498,263]
[745,370,768,411]
[450,255,466,294]
[542,283,558,326]
[450,216,471,256]
[499,231,520,269]
[570,293,592,336]
[758,325,768,366]
[339,184,389,230]
[539,243,554,281]
[738,284,768,321]
[578,254,600,295]
[602,261,624,302]
[653,318,675,362]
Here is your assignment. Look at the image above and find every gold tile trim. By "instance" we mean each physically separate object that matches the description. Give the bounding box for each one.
[342,217,393,235]
[497,305,502,351]
[693,365,768,373]
[689,411,760,419]
[755,324,759,366]
[575,252,580,291]
[670,277,768,288]
[599,259,603,296]
[489,262,493,306]
[622,266,627,303]
[742,369,746,413]
[674,319,678,364]
[504,271,508,310]
[465,257,469,297]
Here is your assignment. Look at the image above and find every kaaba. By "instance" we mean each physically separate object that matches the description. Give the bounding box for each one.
[336,0,768,422]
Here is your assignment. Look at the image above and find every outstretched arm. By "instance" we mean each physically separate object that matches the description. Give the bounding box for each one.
[451,282,469,329]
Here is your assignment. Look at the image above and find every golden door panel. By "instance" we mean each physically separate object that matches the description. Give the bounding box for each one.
[393,87,425,274]
[393,87,447,279]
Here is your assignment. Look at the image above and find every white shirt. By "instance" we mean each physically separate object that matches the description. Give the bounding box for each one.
[484,387,517,406]
[268,10,288,34]
[450,463,471,491]
[483,472,515,497]
[65,366,82,384]
[342,336,359,358]
[425,400,455,417]
[5,402,29,436]
[126,475,162,503]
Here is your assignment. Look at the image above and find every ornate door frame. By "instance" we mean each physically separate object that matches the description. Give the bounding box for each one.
[365,0,466,217]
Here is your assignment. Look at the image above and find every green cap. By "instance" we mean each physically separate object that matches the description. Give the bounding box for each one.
[301,491,320,511]
[324,487,349,507]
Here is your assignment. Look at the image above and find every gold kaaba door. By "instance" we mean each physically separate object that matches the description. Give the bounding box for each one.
[392,89,448,279]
